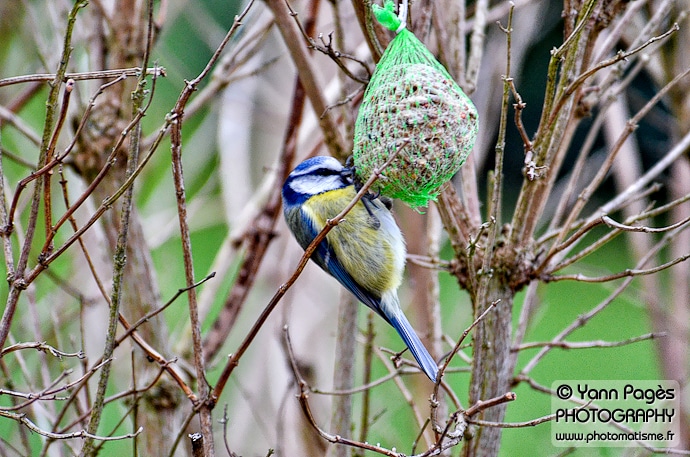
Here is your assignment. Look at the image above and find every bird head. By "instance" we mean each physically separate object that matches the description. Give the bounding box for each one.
[282,156,354,206]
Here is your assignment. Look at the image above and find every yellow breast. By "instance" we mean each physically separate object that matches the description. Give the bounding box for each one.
[303,188,403,294]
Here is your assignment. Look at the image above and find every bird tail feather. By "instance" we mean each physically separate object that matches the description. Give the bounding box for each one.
[386,306,439,382]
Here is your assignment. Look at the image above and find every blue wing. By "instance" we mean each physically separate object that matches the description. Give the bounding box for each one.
[294,206,389,321]
[325,251,389,320]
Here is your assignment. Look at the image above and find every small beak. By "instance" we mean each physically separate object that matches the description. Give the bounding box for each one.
[340,166,354,184]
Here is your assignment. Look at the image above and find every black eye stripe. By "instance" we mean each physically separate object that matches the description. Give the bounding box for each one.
[294,166,340,178]
[314,168,339,176]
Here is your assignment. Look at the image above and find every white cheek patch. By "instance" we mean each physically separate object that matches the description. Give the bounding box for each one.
[290,175,343,195]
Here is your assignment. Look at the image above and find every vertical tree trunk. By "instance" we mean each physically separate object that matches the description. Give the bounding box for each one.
[327,294,358,457]
[464,278,514,457]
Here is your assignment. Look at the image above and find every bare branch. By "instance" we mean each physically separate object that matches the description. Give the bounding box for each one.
[80,2,155,450]
[0,67,165,88]
[602,214,690,234]
[310,32,371,84]
[464,392,517,418]
[0,0,88,351]
[467,413,555,428]
[544,252,690,283]
[522,223,687,376]
[201,7,318,360]
[547,65,690,262]
[3,359,112,412]
[0,105,42,145]
[0,342,84,359]
[546,24,680,131]
[373,346,434,447]
[0,410,142,442]
[514,332,665,351]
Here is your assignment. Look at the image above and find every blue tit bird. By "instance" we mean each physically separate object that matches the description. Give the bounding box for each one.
[281,156,439,382]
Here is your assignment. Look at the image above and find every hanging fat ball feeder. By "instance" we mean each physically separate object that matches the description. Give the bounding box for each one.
[353,0,479,209]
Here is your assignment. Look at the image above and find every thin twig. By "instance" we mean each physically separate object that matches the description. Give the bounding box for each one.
[545,64,690,266]
[358,311,375,446]
[114,317,195,402]
[602,214,690,234]
[0,105,42,145]
[0,67,165,88]
[167,409,199,457]
[0,371,72,403]
[464,392,516,418]
[58,362,172,434]
[118,273,216,347]
[0,342,84,359]
[471,4,513,304]
[514,332,665,351]
[545,24,679,131]
[372,346,433,447]
[436,186,472,265]
[590,0,680,102]
[37,68,159,255]
[311,367,456,396]
[42,79,75,255]
[80,2,156,453]
[509,0,599,248]
[553,0,597,59]
[321,86,365,119]
[543,253,690,283]
[166,12,259,450]
[541,191,666,273]
[521,224,688,376]
[21,70,163,287]
[56,164,110,305]
[467,413,555,428]
[5,359,110,412]
[183,15,275,122]
[0,410,142,442]
[430,300,497,434]
[309,32,371,84]
[538,217,608,271]
[5,73,131,233]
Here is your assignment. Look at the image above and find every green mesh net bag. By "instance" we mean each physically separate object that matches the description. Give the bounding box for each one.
[353,0,479,208]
